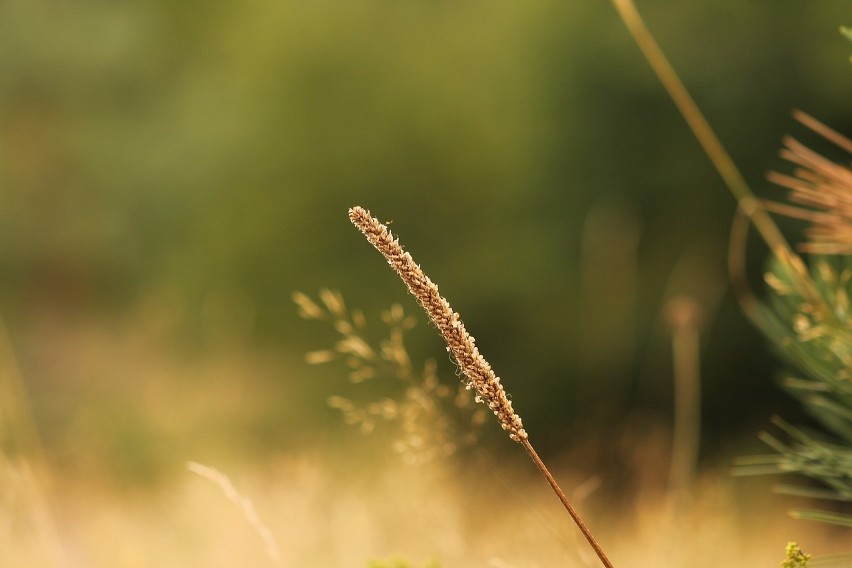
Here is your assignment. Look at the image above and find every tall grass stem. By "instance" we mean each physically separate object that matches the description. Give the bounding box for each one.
[349,206,615,568]
[520,438,615,568]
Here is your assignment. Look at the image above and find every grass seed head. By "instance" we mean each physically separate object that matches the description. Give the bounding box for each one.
[348,206,527,442]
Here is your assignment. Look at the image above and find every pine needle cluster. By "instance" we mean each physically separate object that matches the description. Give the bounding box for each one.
[733,117,852,537]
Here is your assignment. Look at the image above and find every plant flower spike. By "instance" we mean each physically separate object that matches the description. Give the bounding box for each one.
[349,205,615,568]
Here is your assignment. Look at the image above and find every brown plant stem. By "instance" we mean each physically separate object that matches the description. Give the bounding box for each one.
[520,438,615,568]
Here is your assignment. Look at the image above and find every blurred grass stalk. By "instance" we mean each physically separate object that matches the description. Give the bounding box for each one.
[609,0,794,260]
[665,297,702,513]
[0,315,44,462]
[187,461,283,567]
[0,314,61,565]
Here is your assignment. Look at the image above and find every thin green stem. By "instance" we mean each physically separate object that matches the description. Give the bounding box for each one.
[520,438,614,568]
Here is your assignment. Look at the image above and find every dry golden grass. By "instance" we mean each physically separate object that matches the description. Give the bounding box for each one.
[0,434,846,567]
[2,196,848,566]
[0,312,842,567]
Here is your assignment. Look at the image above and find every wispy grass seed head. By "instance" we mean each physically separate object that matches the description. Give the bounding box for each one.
[295,289,487,463]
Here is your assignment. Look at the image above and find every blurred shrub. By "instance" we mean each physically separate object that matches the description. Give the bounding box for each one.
[0,1,849,460]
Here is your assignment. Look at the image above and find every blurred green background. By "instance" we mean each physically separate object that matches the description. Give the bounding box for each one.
[0,0,850,486]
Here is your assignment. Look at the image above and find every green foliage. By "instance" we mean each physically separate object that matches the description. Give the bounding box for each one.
[736,256,852,529]
[760,256,852,443]
[738,417,852,520]
[1,1,849,441]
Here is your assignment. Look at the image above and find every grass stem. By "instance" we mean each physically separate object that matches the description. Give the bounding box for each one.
[611,0,833,320]
[520,438,614,568]
[609,0,791,260]
[350,206,615,567]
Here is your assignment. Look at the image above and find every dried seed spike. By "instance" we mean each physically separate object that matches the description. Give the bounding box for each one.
[348,206,527,442]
